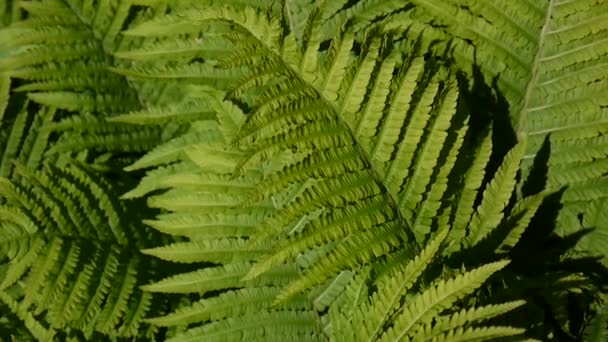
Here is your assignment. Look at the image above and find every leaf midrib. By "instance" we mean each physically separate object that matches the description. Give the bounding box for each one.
[236,24,419,246]
[516,0,556,136]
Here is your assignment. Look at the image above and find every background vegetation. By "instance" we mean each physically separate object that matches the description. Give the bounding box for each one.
[0,0,607,341]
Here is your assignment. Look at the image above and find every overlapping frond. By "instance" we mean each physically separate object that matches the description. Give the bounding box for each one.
[0,160,163,339]
[320,0,608,261]
[329,233,526,342]
[0,0,144,113]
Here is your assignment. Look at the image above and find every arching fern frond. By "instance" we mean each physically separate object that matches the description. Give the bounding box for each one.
[0,0,144,114]
[113,2,607,341]
[0,160,166,339]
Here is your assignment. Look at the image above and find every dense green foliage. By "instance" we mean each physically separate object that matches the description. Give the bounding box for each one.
[0,0,607,341]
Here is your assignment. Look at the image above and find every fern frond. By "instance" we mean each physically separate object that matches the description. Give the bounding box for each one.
[355,0,608,258]
[0,0,143,113]
[337,228,449,342]
[310,270,354,312]
[0,233,159,339]
[123,124,224,172]
[146,286,310,327]
[110,99,216,126]
[446,129,493,253]
[431,300,527,333]
[583,305,608,342]
[379,260,510,341]
[465,142,526,248]
[111,3,600,341]
[0,290,55,342]
[497,192,546,251]
[164,310,323,342]
[123,5,282,52]
[0,159,165,338]
[415,325,525,342]
[141,262,298,294]
[141,238,271,264]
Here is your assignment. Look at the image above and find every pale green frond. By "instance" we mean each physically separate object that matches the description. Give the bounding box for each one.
[141,238,271,264]
[109,99,216,125]
[141,262,298,294]
[382,71,442,195]
[320,0,413,40]
[497,192,546,251]
[446,129,493,253]
[397,79,459,228]
[354,53,397,153]
[348,228,449,342]
[124,126,224,171]
[418,325,525,342]
[466,142,527,248]
[379,260,509,341]
[184,143,248,174]
[120,161,200,199]
[283,0,317,43]
[144,169,258,195]
[146,287,310,327]
[274,220,404,304]
[247,196,392,279]
[245,170,382,250]
[146,189,248,212]
[108,63,247,88]
[337,36,381,126]
[333,266,372,313]
[427,300,527,336]
[165,310,323,342]
[311,270,354,312]
[411,121,468,241]
[245,146,365,205]
[298,6,323,84]
[143,210,264,239]
[370,56,426,165]
[114,33,235,61]
[186,85,246,141]
[124,5,282,52]
[319,29,355,102]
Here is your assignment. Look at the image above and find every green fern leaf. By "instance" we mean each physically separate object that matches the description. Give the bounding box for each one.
[379,260,509,341]
[465,142,527,248]
[165,310,323,342]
